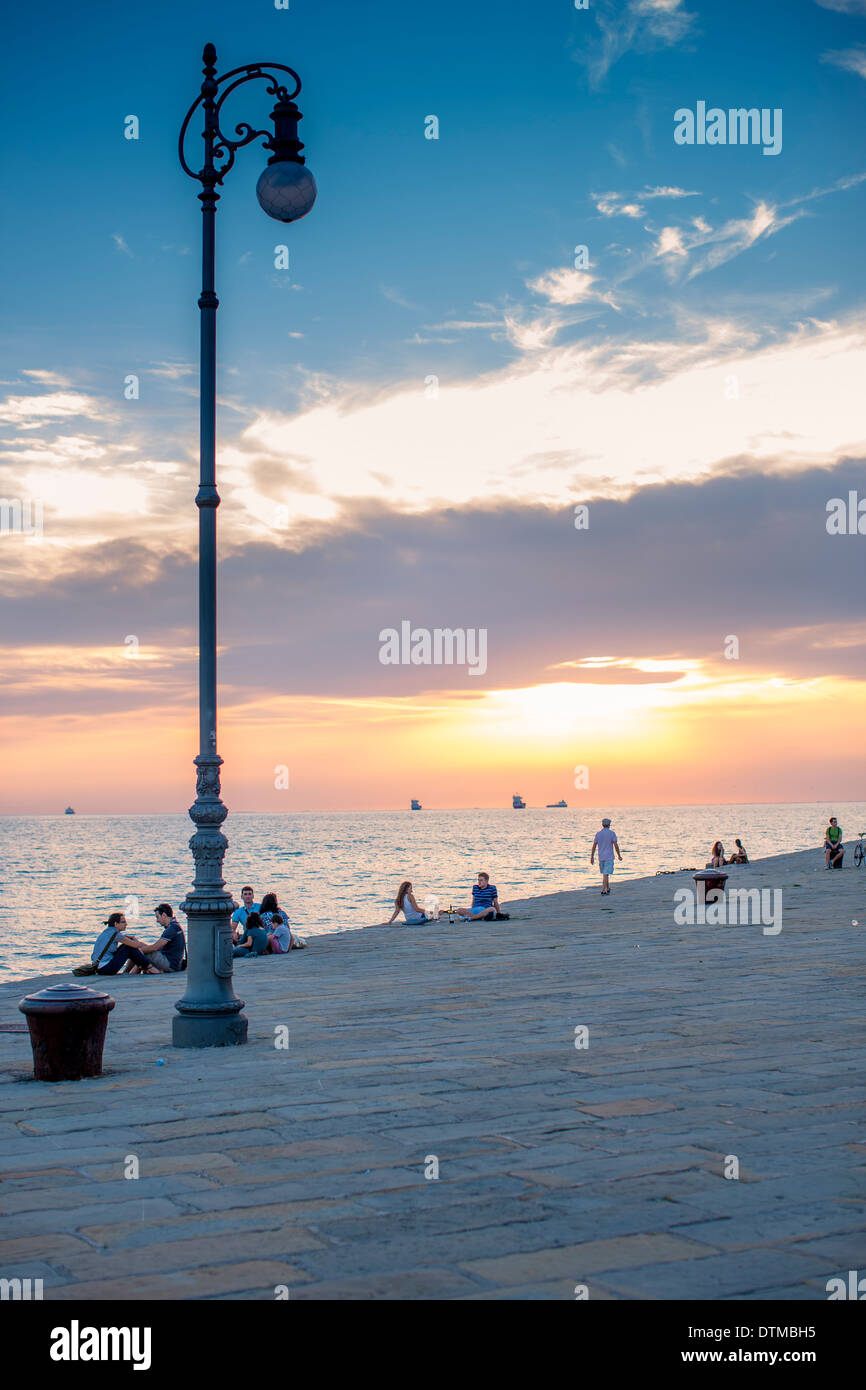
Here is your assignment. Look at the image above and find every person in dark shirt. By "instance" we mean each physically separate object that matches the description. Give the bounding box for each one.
[232,911,270,957]
[138,904,187,972]
[459,872,501,921]
[92,912,159,975]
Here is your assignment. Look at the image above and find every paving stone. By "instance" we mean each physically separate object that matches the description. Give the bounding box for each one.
[601,1248,841,1300]
[461,1232,714,1284]
[0,845,861,1299]
[45,1259,311,1301]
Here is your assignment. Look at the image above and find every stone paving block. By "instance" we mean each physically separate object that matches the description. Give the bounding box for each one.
[671,1202,866,1250]
[289,1267,482,1300]
[461,1232,714,1285]
[77,1200,366,1250]
[1,1197,184,1239]
[600,1248,840,1300]
[786,1232,866,1268]
[724,1283,829,1300]
[46,1259,311,1301]
[133,1113,277,1140]
[50,1226,327,1283]
[576,1100,678,1118]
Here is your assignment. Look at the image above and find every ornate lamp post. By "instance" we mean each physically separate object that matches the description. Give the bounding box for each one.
[173,44,316,1047]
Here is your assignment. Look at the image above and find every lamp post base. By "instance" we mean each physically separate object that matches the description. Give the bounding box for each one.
[172,1009,248,1048]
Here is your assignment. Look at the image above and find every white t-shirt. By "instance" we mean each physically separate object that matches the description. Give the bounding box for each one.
[593,828,618,859]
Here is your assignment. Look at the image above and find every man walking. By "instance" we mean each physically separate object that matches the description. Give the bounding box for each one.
[591,817,622,895]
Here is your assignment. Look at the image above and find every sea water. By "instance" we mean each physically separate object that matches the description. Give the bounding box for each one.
[1,801,863,984]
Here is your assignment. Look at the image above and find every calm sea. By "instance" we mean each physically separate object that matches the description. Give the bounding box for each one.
[1,802,863,984]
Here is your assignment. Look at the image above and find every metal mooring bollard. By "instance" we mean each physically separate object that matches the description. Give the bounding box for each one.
[18,983,116,1082]
[693,869,729,900]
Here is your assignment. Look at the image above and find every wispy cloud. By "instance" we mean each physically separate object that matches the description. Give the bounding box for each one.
[380,285,418,311]
[656,227,688,257]
[0,390,107,427]
[815,0,866,13]
[596,194,645,218]
[822,45,866,79]
[643,185,700,199]
[148,362,197,380]
[503,314,563,352]
[112,233,134,258]
[579,0,696,87]
[595,186,699,219]
[20,369,72,388]
[529,269,594,304]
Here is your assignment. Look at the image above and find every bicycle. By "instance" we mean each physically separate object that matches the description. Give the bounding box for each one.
[854,833,865,867]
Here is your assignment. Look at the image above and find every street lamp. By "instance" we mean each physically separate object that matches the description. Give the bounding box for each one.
[173,43,316,1047]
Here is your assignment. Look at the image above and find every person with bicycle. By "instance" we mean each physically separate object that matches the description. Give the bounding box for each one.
[824,817,844,869]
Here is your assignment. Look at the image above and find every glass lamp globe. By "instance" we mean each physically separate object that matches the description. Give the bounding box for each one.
[256,162,317,222]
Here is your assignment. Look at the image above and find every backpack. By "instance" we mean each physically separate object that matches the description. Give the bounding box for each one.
[72,929,118,976]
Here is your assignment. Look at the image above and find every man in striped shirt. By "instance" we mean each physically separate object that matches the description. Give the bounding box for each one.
[459,872,501,921]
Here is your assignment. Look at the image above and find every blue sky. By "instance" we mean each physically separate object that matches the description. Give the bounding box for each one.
[1,0,864,402]
[1,0,866,810]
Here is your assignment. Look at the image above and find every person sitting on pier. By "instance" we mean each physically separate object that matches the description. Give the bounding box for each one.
[371,881,440,927]
[92,912,159,976]
[709,841,727,868]
[458,872,503,921]
[136,905,187,973]
[729,838,748,864]
[231,886,260,943]
[265,909,292,954]
[232,911,270,957]
[824,817,844,869]
[259,892,289,936]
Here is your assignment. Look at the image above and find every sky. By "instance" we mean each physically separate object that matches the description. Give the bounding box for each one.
[1,0,865,812]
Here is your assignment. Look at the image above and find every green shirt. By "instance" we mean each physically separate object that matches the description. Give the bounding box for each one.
[826,825,842,845]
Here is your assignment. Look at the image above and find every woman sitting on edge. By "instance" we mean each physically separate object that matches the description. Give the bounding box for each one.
[729,838,749,864]
[92,912,160,975]
[709,841,726,868]
[259,891,293,953]
[374,880,440,927]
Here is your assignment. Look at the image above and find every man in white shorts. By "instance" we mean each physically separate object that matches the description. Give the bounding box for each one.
[590,818,623,896]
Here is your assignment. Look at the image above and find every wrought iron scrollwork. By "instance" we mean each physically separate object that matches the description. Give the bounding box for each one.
[178,48,303,186]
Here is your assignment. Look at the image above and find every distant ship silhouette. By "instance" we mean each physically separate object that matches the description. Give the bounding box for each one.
[546,799,567,808]
[64,806,75,815]
[410,799,422,811]
[512,794,526,809]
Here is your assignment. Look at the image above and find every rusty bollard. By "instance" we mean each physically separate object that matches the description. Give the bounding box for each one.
[18,983,116,1081]
[693,869,728,904]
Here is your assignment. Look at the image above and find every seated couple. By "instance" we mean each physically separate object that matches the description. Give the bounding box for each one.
[708,839,748,868]
[231,888,293,956]
[91,905,186,975]
[377,873,510,927]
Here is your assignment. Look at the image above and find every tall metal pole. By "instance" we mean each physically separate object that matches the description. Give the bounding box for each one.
[174,44,315,1046]
[174,44,247,1047]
